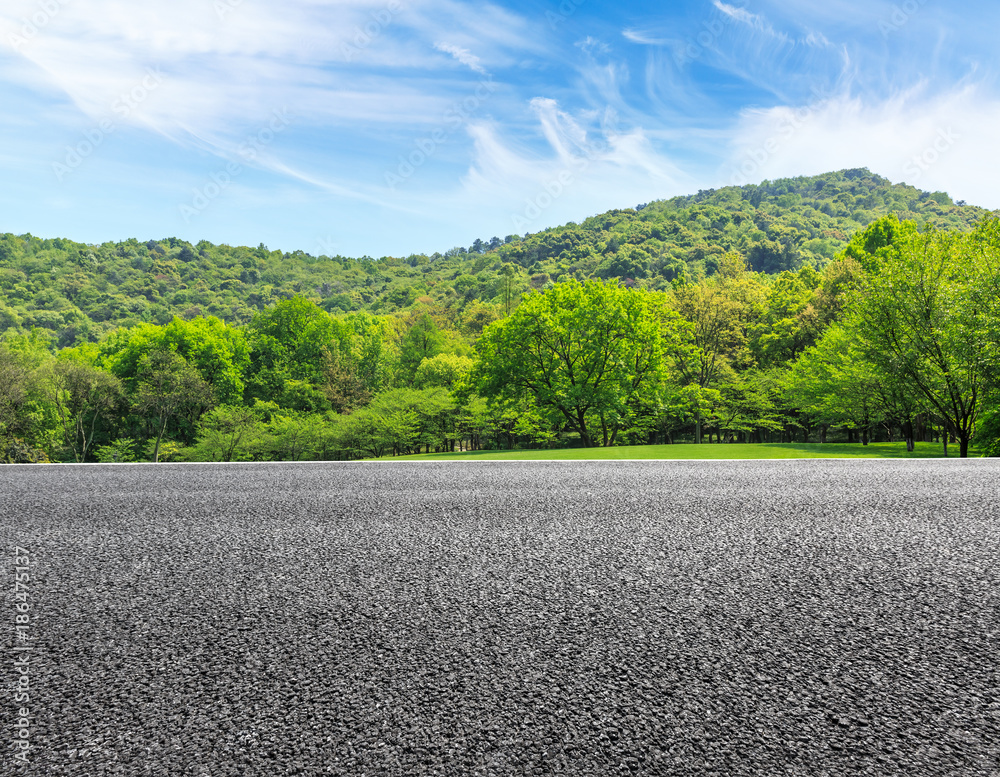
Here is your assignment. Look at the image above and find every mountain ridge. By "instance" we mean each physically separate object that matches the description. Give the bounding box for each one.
[0,167,991,349]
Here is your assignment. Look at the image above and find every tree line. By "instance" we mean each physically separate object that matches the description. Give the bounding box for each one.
[1,214,998,462]
[0,169,988,353]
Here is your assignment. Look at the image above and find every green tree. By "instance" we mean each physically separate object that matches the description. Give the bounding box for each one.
[474,279,665,447]
[195,403,264,462]
[136,350,214,462]
[0,345,30,443]
[786,324,892,445]
[99,316,249,405]
[245,297,339,403]
[47,359,124,462]
[398,314,445,386]
[414,353,474,389]
[845,223,991,457]
[667,255,765,442]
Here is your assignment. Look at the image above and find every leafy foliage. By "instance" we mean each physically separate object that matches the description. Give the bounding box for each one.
[0,170,987,349]
[1,171,998,461]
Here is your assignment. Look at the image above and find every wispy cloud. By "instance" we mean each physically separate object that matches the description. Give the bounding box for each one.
[720,82,1000,207]
[576,36,611,57]
[712,0,787,40]
[622,29,671,46]
[434,42,488,75]
[1,0,1000,256]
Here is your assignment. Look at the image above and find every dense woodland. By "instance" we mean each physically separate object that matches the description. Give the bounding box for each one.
[1,168,998,462]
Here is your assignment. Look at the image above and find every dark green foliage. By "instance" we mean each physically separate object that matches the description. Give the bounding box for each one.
[1,170,997,462]
[0,170,987,345]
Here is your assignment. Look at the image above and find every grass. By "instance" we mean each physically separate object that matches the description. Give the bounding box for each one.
[375,441,972,461]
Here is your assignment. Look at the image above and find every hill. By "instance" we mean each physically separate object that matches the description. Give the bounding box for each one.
[0,168,990,349]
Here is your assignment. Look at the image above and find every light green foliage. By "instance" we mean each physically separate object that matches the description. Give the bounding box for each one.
[195,403,263,462]
[785,324,890,436]
[245,297,338,402]
[337,387,455,458]
[841,219,999,456]
[46,358,124,462]
[3,172,1000,462]
[750,267,822,368]
[474,279,665,447]
[99,316,248,404]
[93,437,137,463]
[135,349,214,462]
[398,313,445,385]
[414,353,473,389]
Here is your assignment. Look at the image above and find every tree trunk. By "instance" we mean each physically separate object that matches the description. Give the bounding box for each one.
[153,415,168,463]
[695,411,702,445]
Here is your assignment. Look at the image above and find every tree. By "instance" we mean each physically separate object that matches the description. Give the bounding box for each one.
[398,314,444,386]
[100,316,249,405]
[136,350,214,462]
[48,359,124,462]
[414,353,474,389]
[845,223,992,457]
[195,403,263,462]
[0,345,30,442]
[498,264,520,316]
[785,324,898,445]
[667,254,765,442]
[750,268,822,368]
[0,337,60,458]
[474,279,665,447]
[245,297,339,403]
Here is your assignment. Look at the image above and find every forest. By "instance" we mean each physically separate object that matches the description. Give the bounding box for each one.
[1,168,998,462]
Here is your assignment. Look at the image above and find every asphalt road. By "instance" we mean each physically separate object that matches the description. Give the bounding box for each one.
[2,460,998,776]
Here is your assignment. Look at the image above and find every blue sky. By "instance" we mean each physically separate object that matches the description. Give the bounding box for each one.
[2,0,998,257]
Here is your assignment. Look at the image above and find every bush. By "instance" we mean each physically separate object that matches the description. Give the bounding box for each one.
[1,437,50,464]
[974,405,1000,457]
[94,438,138,463]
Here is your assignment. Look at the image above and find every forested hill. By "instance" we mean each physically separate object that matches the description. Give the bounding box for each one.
[0,168,990,349]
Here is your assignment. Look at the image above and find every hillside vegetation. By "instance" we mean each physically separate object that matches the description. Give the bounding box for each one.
[1,168,998,464]
[0,168,987,349]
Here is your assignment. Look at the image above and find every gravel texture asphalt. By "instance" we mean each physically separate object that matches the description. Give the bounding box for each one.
[1,459,999,776]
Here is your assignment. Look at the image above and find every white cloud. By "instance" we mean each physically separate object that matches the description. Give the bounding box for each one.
[576,36,611,57]
[0,0,531,145]
[719,83,1000,208]
[455,99,691,235]
[434,42,488,74]
[622,29,670,46]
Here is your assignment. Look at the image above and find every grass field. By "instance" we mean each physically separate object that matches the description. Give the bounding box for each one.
[377,441,970,461]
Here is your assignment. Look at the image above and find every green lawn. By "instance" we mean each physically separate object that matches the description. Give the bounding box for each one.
[375,441,969,461]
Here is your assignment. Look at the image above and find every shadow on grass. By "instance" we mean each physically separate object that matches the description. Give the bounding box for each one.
[374,441,970,462]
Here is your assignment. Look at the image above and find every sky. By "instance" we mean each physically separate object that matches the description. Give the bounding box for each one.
[1,0,999,258]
